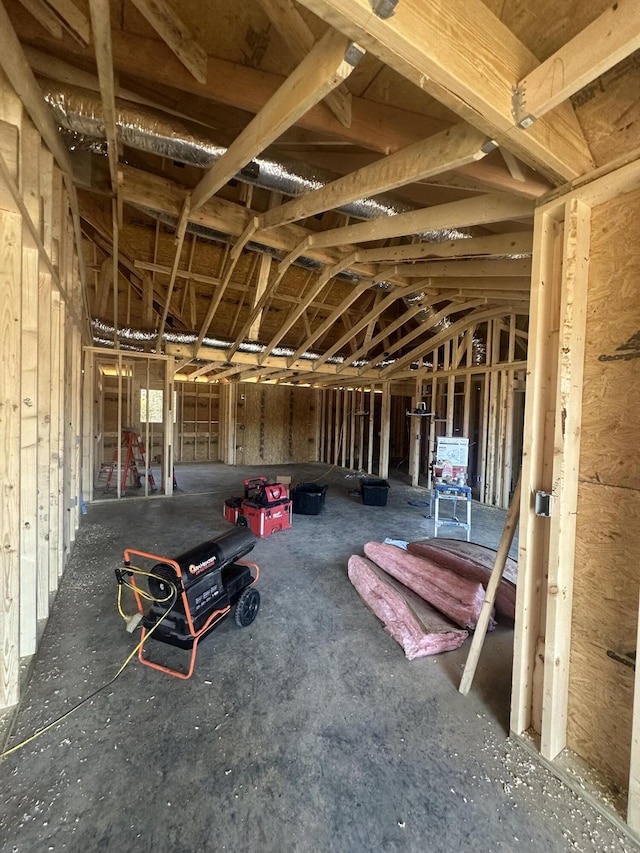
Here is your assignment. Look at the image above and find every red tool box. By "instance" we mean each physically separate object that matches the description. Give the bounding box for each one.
[224,479,292,538]
[239,499,292,538]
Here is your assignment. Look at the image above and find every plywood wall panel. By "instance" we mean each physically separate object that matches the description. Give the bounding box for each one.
[567,187,640,792]
[240,383,316,465]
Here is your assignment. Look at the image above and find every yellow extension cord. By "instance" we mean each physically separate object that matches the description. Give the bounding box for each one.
[0,566,177,760]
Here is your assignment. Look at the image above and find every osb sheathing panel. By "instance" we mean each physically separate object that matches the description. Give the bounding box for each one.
[567,188,640,792]
[240,384,316,465]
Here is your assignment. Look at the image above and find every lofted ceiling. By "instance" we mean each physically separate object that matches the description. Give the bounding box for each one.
[2,0,639,386]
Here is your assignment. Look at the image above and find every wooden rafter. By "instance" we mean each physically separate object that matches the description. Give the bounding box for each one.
[361,299,484,372]
[286,280,375,365]
[311,286,409,370]
[382,305,517,377]
[339,300,439,371]
[260,0,352,127]
[43,0,90,45]
[156,197,190,348]
[193,218,259,351]
[17,0,63,38]
[248,253,273,341]
[225,250,305,359]
[514,0,640,126]
[189,29,362,214]
[296,0,594,182]
[258,123,493,230]
[88,0,119,193]
[129,0,207,84]
[262,269,317,354]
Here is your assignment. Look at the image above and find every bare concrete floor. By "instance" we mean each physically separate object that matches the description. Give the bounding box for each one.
[1,463,637,852]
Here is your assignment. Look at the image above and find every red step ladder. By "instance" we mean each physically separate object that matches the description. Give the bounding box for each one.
[105,429,156,495]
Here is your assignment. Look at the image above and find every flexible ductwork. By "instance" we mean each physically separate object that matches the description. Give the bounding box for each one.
[91,319,364,366]
[44,84,453,227]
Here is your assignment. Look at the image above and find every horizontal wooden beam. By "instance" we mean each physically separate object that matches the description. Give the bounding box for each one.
[308,193,534,250]
[514,0,640,125]
[165,341,381,380]
[357,231,533,264]
[296,0,594,182]
[399,258,532,278]
[421,276,531,291]
[259,122,493,230]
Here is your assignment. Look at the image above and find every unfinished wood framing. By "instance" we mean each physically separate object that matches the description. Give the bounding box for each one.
[511,157,640,838]
[4,2,640,839]
[0,67,86,710]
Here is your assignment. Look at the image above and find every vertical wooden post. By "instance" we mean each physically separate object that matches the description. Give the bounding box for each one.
[19,117,40,658]
[70,324,82,536]
[48,290,61,588]
[379,381,391,479]
[163,356,175,494]
[319,389,326,463]
[349,388,356,469]
[486,321,501,504]
[367,385,375,474]
[81,348,94,505]
[540,198,590,760]
[427,375,437,490]
[409,375,422,487]
[37,271,52,621]
[511,210,564,737]
[333,388,341,465]
[0,205,23,708]
[357,388,365,471]
[340,389,348,468]
[446,338,455,437]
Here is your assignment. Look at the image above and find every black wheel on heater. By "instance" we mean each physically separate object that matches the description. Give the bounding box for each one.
[237,515,249,528]
[234,587,260,627]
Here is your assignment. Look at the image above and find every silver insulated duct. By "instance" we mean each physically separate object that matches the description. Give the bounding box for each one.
[43,83,456,227]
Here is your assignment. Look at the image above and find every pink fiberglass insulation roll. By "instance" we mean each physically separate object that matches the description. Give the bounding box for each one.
[363,542,491,630]
[407,541,516,622]
[348,555,468,659]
